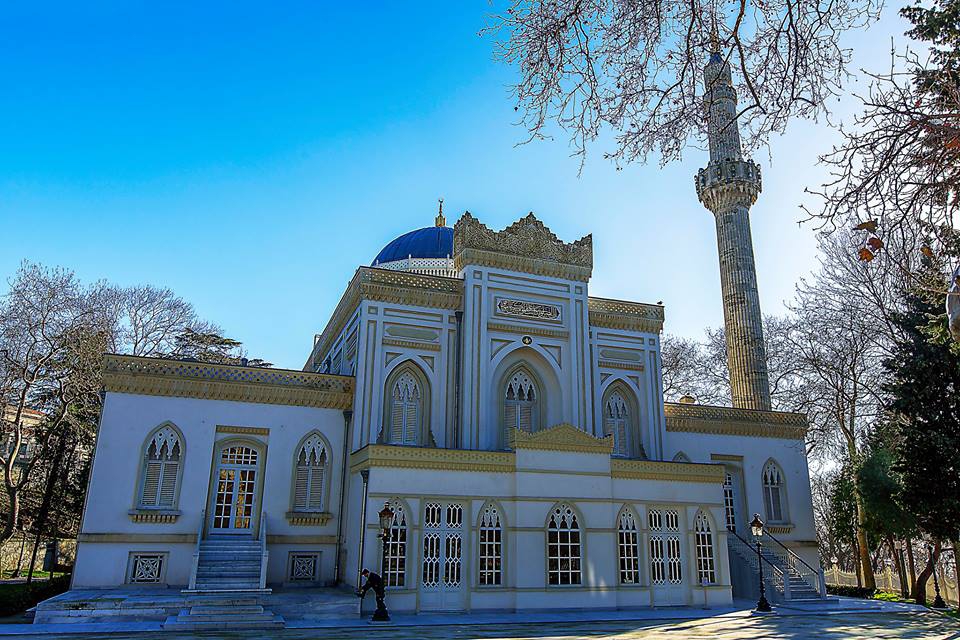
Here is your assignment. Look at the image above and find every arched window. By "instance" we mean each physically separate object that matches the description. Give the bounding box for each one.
[694,511,716,585]
[478,503,503,586]
[722,473,738,532]
[138,425,183,509]
[762,461,787,523]
[617,508,640,584]
[603,392,630,457]
[292,433,327,512]
[504,368,539,445]
[547,503,581,585]
[386,368,424,446]
[381,500,407,587]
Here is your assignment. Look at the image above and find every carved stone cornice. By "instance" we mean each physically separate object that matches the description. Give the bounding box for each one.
[382,338,442,352]
[104,355,354,410]
[509,423,613,454]
[611,459,725,483]
[350,444,515,474]
[588,297,665,333]
[216,425,270,436]
[487,322,570,340]
[664,402,808,440]
[309,267,463,369]
[453,213,593,281]
[695,159,762,212]
[597,360,644,372]
[285,511,333,526]
[128,509,181,524]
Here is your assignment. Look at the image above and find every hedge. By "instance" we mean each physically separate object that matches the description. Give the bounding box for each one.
[827,584,876,599]
[0,575,70,618]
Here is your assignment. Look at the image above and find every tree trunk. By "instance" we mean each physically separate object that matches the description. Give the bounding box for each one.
[953,541,959,608]
[26,431,68,585]
[889,536,909,597]
[912,540,940,605]
[25,535,41,585]
[906,538,917,592]
[11,533,26,579]
[854,495,876,590]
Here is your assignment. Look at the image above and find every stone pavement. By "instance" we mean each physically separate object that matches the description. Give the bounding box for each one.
[2,608,958,639]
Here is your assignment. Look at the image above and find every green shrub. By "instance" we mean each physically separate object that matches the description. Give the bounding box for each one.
[827,584,876,599]
[0,575,70,617]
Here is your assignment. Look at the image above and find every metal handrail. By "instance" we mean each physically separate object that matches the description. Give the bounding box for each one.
[728,529,787,595]
[188,508,205,590]
[765,530,821,575]
[729,529,783,572]
[259,511,269,590]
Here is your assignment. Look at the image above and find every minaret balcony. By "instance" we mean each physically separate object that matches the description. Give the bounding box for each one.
[695,159,762,210]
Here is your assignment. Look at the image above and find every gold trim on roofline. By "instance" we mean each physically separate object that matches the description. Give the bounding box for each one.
[350,444,515,474]
[103,355,354,410]
[509,423,614,454]
[610,459,726,483]
[665,403,808,440]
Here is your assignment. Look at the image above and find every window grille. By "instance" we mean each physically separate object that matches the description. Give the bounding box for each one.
[504,370,537,445]
[665,509,682,584]
[762,461,786,523]
[381,502,407,587]
[128,553,165,584]
[547,503,581,585]
[617,509,640,584]
[695,512,716,585]
[604,393,630,457]
[288,552,320,582]
[723,473,738,531]
[390,372,421,445]
[293,435,327,512]
[139,427,181,509]
[478,504,503,586]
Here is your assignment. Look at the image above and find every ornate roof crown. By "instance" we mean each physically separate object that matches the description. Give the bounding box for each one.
[453,213,593,281]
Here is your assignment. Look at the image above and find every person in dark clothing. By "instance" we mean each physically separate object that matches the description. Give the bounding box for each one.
[357,568,389,621]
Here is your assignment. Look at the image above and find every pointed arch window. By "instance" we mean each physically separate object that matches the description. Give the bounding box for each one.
[381,501,407,587]
[138,426,182,509]
[722,473,737,532]
[694,511,716,585]
[763,461,787,523]
[292,434,327,512]
[388,370,423,445]
[504,369,538,445]
[547,503,581,585]
[617,509,640,584]
[478,503,503,586]
[603,392,630,457]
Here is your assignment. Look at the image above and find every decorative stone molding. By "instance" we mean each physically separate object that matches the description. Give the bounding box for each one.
[509,423,613,454]
[127,509,181,524]
[310,267,463,369]
[588,297,664,333]
[487,322,570,339]
[382,338,442,352]
[285,511,333,526]
[267,534,338,545]
[611,459,726,483]
[767,524,794,535]
[350,444,515,474]
[597,360,644,372]
[664,403,808,440]
[216,425,270,436]
[695,159,762,211]
[495,298,561,322]
[78,533,196,543]
[453,213,593,281]
[104,355,354,409]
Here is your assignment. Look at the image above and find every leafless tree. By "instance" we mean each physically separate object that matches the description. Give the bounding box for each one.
[99,285,216,357]
[484,0,881,166]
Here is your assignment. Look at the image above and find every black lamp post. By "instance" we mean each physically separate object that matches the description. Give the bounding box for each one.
[750,513,772,612]
[927,544,947,609]
[368,504,394,622]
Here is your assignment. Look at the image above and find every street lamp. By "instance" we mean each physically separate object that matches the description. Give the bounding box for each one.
[750,513,772,612]
[927,544,947,609]
[378,504,395,540]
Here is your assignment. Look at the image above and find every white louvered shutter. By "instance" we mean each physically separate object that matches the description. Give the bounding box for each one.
[158,461,178,507]
[519,403,533,432]
[308,465,324,510]
[391,394,404,443]
[141,460,162,507]
[404,401,418,445]
[294,464,309,510]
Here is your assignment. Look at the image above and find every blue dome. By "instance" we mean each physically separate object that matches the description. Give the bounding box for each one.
[373,226,453,265]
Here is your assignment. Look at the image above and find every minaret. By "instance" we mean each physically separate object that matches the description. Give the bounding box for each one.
[694,43,772,411]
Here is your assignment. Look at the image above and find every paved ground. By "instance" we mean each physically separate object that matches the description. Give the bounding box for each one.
[6,611,958,640]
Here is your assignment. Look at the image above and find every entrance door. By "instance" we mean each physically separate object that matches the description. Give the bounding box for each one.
[209,444,260,534]
[648,507,685,605]
[419,502,465,611]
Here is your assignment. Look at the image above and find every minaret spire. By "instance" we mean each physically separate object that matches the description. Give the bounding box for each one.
[694,44,772,411]
[435,197,446,227]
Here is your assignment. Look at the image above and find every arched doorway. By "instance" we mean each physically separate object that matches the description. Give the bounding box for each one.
[208,441,263,535]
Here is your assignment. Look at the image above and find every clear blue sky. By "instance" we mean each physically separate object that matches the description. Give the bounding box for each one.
[0,2,910,369]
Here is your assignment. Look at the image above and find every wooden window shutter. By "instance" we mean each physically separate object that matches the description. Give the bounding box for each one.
[158,461,178,507]
[519,404,533,432]
[404,400,418,445]
[390,393,404,443]
[308,458,325,510]
[141,460,162,507]
[294,464,309,510]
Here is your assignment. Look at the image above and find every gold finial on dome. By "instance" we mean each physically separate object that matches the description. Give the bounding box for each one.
[435,197,446,227]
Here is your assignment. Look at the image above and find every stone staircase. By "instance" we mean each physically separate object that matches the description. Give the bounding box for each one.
[163,596,285,631]
[190,538,266,592]
[728,530,833,604]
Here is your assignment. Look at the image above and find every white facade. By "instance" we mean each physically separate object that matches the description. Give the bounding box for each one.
[71,212,820,613]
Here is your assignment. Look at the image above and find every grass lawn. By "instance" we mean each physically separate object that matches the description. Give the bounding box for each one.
[0,575,69,618]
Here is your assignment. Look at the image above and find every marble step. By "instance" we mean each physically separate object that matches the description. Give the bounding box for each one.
[163,614,285,631]
[190,604,265,615]
[193,582,263,591]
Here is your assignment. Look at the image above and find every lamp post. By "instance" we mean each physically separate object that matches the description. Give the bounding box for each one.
[750,514,772,612]
[928,544,947,609]
[368,503,394,622]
